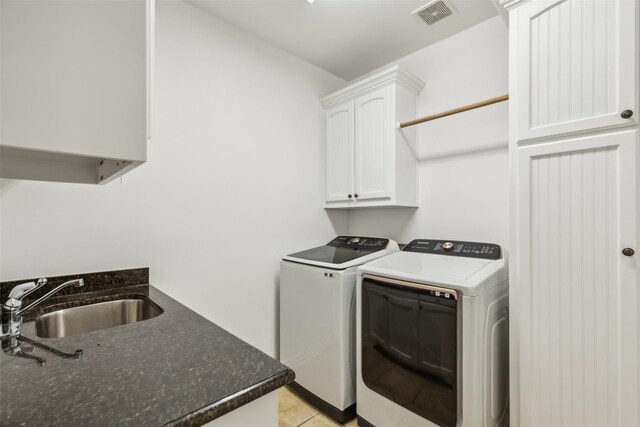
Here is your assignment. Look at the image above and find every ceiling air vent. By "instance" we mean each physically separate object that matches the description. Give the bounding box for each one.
[412,0,456,26]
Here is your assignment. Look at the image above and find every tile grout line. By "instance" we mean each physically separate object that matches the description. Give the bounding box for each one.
[278,387,319,427]
[297,413,316,426]
[297,412,319,427]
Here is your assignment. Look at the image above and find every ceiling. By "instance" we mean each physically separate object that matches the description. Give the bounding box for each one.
[187,0,499,81]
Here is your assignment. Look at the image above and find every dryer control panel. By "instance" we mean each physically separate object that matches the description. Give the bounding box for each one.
[403,239,502,260]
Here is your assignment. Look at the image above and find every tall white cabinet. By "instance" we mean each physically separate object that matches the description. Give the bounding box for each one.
[322,66,424,208]
[505,0,639,426]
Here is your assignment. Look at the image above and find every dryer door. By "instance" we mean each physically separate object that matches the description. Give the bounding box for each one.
[361,276,458,427]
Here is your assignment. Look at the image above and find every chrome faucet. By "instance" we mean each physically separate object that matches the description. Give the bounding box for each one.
[1,277,84,339]
[1,277,84,365]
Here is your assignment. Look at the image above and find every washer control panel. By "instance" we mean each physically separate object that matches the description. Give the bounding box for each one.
[329,236,389,249]
[403,239,501,260]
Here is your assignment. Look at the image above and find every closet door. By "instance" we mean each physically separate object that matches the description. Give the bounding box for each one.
[514,129,638,427]
[514,0,638,142]
[354,86,392,201]
[325,101,355,203]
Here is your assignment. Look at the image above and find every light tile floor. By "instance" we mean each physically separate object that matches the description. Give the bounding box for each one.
[278,387,358,427]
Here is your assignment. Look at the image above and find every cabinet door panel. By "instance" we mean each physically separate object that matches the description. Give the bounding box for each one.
[355,87,392,201]
[1,0,148,160]
[325,102,355,202]
[516,0,638,142]
[515,129,638,427]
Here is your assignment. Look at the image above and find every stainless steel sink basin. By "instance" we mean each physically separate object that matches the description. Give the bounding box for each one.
[35,297,163,338]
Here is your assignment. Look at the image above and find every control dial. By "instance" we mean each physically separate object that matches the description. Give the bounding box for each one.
[442,242,455,252]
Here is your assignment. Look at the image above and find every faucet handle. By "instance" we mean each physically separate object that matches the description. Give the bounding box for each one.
[8,282,36,299]
[7,278,47,300]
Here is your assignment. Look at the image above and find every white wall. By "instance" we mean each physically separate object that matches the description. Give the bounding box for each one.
[347,16,509,249]
[0,0,347,356]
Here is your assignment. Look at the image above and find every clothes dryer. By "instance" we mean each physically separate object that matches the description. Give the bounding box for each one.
[356,239,509,427]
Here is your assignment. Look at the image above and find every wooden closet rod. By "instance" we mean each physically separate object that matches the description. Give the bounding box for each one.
[398,94,509,129]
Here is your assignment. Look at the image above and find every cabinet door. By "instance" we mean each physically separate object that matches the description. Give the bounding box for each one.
[0,0,151,184]
[325,102,355,203]
[354,86,392,201]
[514,129,638,427]
[1,0,148,160]
[514,0,638,142]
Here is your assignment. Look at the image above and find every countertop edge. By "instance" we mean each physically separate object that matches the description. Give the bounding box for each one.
[164,368,295,427]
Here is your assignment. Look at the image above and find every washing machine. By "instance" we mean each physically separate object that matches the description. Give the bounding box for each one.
[280,236,399,423]
[356,239,509,427]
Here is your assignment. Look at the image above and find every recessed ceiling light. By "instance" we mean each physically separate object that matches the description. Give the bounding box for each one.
[306,0,315,4]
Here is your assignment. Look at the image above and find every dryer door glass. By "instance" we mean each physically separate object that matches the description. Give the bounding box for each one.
[361,278,458,427]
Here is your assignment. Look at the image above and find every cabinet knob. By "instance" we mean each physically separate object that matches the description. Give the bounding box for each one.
[621,110,633,119]
[348,194,353,199]
[622,248,635,257]
[354,194,359,198]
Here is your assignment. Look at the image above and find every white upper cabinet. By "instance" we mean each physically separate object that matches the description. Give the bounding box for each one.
[322,66,424,209]
[513,0,638,142]
[0,0,154,184]
[355,86,392,202]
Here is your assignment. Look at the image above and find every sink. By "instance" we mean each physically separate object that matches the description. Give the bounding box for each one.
[35,297,163,338]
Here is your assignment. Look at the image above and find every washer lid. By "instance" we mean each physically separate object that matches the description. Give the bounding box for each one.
[358,250,508,296]
[283,236,398,269]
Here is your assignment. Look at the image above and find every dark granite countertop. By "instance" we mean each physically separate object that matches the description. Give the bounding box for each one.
[0,270,294,426]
